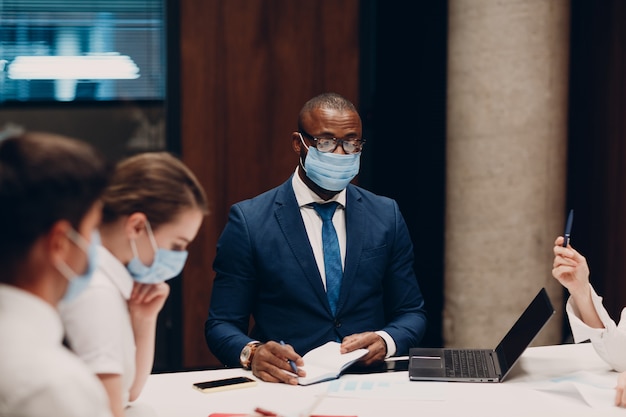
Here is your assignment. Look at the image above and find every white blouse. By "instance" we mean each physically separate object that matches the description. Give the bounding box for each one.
[567,283,626,372]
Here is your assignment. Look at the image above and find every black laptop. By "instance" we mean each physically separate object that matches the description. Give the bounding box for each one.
[409,287,555,383]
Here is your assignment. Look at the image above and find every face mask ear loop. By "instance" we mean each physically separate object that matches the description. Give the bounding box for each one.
[67,228,89,252]
[59,228,91,281]
[130,219,158,260]
[55,259,77,282]
[130,238,141,259]
[298,133,309,173]
[144,220,159,253]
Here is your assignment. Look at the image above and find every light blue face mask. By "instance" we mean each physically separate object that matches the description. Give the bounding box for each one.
[300,135,361,192]
[127,220,188,284]
[57,229,100,303]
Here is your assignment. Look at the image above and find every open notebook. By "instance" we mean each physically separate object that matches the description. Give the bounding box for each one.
[298,341,368,385]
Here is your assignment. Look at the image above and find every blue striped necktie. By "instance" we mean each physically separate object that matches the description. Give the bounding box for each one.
[312,202,342,316]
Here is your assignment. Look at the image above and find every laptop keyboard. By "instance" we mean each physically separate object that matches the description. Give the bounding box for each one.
[444,350,490,378]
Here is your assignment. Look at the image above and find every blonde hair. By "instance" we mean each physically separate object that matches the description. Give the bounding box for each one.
[101,152,208,228]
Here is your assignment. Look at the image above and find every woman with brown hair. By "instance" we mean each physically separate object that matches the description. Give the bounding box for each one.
[60,152,208,417]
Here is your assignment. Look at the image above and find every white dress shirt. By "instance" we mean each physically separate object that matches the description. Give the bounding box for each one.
[59,245,136,408]
[291,169,397,356]
[0,284,112,417]
[567,283,626,371]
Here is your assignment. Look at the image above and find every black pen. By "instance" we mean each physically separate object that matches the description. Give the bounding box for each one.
[279,340,299,374]
[563,209,574,247]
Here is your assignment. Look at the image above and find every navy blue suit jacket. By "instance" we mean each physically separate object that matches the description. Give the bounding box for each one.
[205,177,427,367]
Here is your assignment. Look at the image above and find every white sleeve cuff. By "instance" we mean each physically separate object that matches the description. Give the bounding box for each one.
[567,284,615,343]
[567,284,626,371]
[375,331,396,358]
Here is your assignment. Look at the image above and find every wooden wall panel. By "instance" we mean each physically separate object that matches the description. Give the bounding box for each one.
[178,0,359,368]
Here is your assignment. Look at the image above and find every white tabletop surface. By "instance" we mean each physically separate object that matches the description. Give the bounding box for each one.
[133,343,624,417]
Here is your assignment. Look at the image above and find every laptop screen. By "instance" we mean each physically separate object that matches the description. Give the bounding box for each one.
[494,288,555,375]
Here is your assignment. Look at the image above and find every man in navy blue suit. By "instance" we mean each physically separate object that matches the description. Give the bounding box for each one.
[205,92,427,384]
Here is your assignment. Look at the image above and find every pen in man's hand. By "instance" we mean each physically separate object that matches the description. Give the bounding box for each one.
[279,340,299,374]
[563,209,574,247]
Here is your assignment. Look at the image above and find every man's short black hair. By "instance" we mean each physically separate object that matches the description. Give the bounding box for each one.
[0,132,110,278]
[297,92,359,132]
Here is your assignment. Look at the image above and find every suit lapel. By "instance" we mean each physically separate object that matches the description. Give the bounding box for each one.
[337,186,364,315]
[274,180,330,309]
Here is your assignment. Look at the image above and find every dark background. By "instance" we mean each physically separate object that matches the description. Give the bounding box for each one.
[358,1,447,349]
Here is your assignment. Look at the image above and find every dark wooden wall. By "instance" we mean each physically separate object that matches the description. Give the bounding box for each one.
[176,0,360,369]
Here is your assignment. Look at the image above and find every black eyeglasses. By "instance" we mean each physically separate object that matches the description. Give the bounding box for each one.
[299,130,365,154]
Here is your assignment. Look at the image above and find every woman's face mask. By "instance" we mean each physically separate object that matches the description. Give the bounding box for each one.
[126,220,188,284]
[57,229,100,303]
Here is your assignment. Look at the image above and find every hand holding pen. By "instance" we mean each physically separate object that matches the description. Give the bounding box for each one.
[280,341,299,374]
[552,208,591,299]
[562,209,574,247]
[249,340,305,384]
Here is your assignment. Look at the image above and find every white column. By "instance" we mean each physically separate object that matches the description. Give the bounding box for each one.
[444,0,570,347]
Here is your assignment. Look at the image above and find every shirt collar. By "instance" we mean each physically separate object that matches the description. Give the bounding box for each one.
[0,283,64,345]
[97,245,134,300]
[291,167,346,209]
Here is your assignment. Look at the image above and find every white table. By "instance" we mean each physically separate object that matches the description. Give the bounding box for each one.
[133,343,624,417]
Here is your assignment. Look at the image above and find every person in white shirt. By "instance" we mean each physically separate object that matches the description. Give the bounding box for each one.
[552,235,626,408]
[0,131,113,417]
[60,152,208,417]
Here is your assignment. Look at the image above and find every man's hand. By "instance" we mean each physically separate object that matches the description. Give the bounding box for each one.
[340,332,386,366]
[250,341,305,385]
